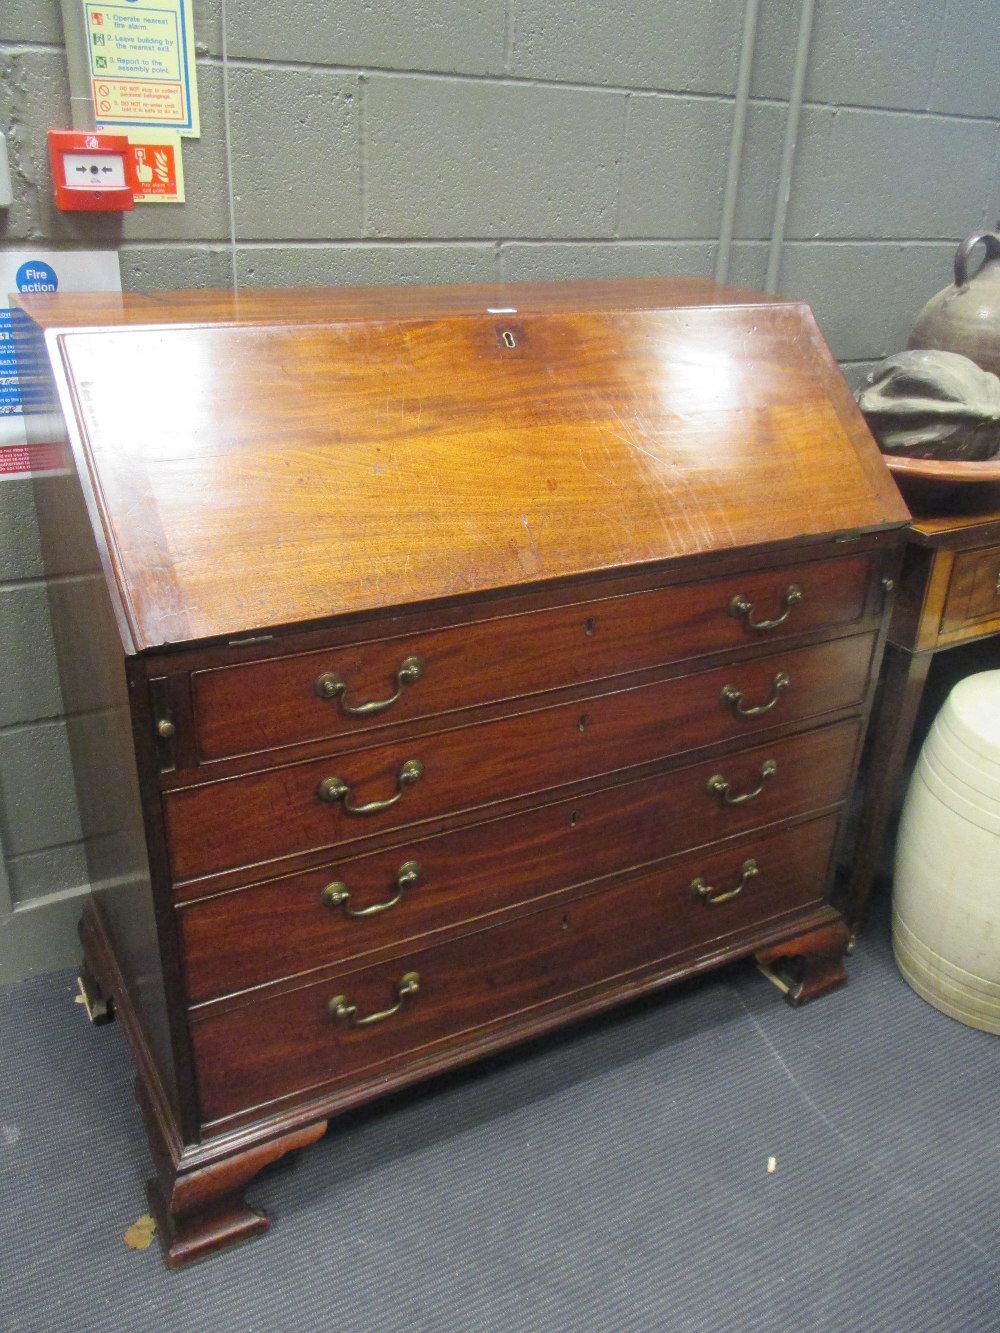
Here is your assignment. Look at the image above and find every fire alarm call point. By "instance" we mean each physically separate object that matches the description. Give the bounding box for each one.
[48,130,135,212]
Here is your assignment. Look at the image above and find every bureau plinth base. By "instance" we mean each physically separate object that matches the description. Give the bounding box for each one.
[755,911,851,1004]
[144,1120,328,1269]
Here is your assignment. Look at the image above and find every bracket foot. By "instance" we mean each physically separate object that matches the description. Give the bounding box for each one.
[755,915,851,1005]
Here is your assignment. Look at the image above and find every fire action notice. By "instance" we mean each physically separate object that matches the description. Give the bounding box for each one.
[86,0,200,137]
[0,250,121,479]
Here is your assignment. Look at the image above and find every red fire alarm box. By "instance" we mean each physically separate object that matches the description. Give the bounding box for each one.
[48,130,135,211]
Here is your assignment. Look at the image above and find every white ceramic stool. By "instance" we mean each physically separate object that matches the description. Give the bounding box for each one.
[893,668,1000,1033]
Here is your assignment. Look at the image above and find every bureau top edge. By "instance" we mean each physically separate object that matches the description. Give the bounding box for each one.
[13,275,794,331]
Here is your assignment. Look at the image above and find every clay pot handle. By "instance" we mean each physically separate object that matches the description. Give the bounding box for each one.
[953,230,1000,289]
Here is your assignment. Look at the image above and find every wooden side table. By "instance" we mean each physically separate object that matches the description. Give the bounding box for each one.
[847,489,1000,925]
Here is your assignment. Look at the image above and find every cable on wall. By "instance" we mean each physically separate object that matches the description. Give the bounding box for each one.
[765,0,816,294]
[715,0,761,285]
[220,0,239,293]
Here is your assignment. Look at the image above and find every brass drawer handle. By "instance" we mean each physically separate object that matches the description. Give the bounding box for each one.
[327,971,420,1027]
[691,858,758,906]
[729,583,803,631]
[706,759,777,806]
[721,670,790,717]
[317,758,424,815]
[322,860,421,918]
[315,655,423,717]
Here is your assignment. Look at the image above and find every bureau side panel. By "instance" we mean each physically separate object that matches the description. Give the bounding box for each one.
[19,311,185,1122]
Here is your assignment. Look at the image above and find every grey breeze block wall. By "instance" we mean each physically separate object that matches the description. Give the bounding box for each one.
[1,0,999,979]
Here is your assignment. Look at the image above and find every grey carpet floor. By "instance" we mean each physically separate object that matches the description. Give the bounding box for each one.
[2,899,998,1332]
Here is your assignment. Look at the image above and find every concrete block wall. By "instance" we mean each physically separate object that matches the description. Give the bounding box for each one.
[1,0,999,976]
[0,470,104,977]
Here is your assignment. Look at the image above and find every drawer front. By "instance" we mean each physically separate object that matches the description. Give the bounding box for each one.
[179,721,861,1002]
[941,545,1000,637]
[165,633,875,883]
[191,553,875,761]
[191,815,838,1126]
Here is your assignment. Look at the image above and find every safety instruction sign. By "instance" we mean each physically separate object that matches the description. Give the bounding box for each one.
[86,0,200,137]
[128,129,185,203]
[0,249,121,478]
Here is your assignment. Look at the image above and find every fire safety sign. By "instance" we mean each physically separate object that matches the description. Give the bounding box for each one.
[0,249,121,479]
[85,0,200,137]
[128,130,185,203]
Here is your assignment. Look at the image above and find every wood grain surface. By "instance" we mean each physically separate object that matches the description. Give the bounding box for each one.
[190,550,874,761]
[190,814,838,1125]
[163,632,875,882]
[15,276,784,330]
[17,283,906,651]
[178,722,861,1004]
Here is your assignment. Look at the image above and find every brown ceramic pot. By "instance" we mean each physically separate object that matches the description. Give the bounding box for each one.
[909,228,1000,378]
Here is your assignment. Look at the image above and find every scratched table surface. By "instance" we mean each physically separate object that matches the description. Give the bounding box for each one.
[15,280,903,652]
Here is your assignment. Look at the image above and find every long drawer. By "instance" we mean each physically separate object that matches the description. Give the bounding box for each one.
[165,632,875,883]
[179,722,861,1003]
[191,815,838,1126]
[190,553,875,761]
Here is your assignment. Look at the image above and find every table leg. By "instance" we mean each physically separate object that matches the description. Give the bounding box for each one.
[845,645,932,929]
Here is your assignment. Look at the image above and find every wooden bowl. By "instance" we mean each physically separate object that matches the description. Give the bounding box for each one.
[883,454,1000,515]
[884,454,1000,484]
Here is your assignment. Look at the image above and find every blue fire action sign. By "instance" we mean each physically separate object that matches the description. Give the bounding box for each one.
[0,247,120,477]
[14,260,59,293]
[0,261,60,418]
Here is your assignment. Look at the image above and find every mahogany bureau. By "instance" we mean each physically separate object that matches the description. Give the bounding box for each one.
[13,278,909,1267]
